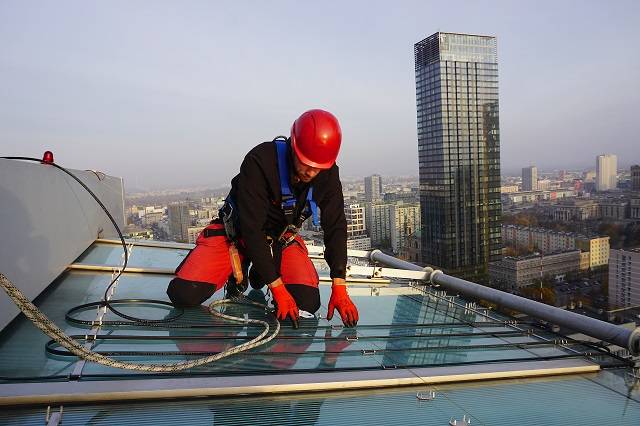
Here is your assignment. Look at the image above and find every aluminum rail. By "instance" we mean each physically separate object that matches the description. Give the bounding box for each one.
[369,249,640,356]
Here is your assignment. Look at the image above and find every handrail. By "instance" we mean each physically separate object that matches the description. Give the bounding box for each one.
[369,249,640,356]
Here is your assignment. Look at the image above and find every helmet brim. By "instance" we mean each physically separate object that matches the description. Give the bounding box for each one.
[291,136,335,169]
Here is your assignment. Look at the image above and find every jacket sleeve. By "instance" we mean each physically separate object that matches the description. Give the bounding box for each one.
[319,166,348,279]
[235,153,279,285]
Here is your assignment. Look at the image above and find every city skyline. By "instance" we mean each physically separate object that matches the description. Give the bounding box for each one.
[1,1,639,189]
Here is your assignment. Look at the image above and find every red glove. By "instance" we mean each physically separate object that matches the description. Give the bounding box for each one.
[326,285,359,327]
[270,283,299,328]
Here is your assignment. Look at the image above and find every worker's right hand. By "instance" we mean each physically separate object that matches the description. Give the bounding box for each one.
[269,279,300,329]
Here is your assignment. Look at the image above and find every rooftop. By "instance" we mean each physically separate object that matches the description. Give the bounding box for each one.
[1,158,639,424]
[502,224,607,240]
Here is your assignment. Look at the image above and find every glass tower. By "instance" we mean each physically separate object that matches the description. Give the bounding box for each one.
[414,32,502,277]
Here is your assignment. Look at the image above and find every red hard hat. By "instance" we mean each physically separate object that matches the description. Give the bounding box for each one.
[290,109,342,169]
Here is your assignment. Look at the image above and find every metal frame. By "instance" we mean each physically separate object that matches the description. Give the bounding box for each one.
[0,359,599,406]
[96,238,372,258]
[68,264,391,284]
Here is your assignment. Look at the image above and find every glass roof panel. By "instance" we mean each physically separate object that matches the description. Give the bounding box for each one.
[0,240,636,426]
[75,243,189,269]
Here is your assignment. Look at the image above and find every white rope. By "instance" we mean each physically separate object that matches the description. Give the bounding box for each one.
[0,273,279,372]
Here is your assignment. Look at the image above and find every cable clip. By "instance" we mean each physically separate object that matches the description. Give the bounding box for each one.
[361,349,377,355]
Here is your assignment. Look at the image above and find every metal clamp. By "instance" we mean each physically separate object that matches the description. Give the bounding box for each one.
[45,406,64,425]
[428,269,443,283]
[371,267,383,279]
[278,224,300,246]
[416,390,436,401]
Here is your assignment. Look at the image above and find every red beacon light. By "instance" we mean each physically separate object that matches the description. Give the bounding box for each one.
[42,151,54,164]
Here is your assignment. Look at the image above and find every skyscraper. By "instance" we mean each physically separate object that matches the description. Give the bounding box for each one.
[168,202,191,242]
[364,174,383,202]
[522,166,538,191]
[596,154,617,191]
[415,32,502,276]
[631,165,640,192]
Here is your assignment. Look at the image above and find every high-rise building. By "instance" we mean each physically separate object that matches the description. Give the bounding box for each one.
[522,166,538,191]
[365,202,393,248]
[364,175,383,202]
[595,154,617,191]
[390,203,421,254]
[609,248,640,309]
[632,198,640,220]
[344,203,366,238]
[631,165,640,192]
[168,202,191,242]
[415,32,502,276]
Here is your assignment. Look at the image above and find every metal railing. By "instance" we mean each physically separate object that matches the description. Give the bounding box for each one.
[368,249,640,356]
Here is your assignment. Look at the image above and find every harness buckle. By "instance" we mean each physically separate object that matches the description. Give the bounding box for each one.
[278,224,299,246]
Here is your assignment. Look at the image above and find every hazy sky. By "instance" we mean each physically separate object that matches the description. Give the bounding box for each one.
[1,1,639,190]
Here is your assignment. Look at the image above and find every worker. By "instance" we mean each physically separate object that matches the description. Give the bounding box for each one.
[166,109,359,328]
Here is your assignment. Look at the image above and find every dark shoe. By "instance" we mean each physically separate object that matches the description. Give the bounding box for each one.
[225,276,248,299]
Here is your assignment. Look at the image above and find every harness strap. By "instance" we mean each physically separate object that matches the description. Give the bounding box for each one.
[306,186,319,227]
[221,138,320,251]
[202,227,226,238]
[274,138,319,227]
[275,138,296,225]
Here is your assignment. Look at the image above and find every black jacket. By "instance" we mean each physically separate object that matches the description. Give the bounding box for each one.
[229,140,347,285]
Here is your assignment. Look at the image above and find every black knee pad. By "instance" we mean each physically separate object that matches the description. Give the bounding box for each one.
[285,284,321,314]
[167,277,217,307]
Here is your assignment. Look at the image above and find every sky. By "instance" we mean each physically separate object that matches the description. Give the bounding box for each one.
[1,1,639,190]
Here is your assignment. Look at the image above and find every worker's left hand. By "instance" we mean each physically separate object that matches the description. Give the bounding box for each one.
[326,284,359,327]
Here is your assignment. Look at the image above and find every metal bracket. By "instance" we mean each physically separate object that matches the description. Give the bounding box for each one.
[416,390,436,401]
[45,406,64,426]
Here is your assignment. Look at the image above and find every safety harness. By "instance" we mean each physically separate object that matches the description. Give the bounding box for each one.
[215,137,320,285]
[220,137,319,246]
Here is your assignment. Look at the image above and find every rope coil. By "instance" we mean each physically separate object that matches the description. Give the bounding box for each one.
[0,273,279,372]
